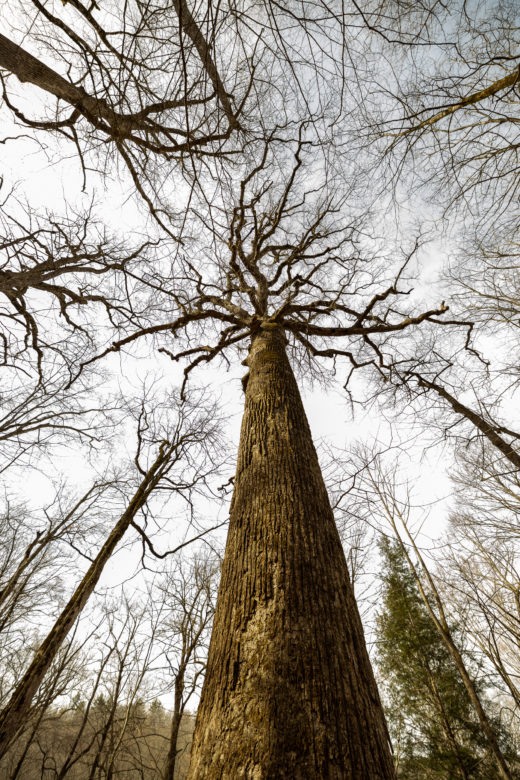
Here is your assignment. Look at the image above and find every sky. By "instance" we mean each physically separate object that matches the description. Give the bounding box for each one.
[0,5,468,724]
[0,40,455,556]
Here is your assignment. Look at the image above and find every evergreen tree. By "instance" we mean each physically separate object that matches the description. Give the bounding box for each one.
[376,538,512,779]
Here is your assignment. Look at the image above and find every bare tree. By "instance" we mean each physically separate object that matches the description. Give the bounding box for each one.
[0,390,222,759]
[0,1,244,167]
[0,371,123,474]
[1,619,95,779]
[361,3,520,226]
[344,5,520,467]
[439,445,520,718]
[396,369,520,472]
[0,0,360,239]
[155,552,219,780]
[0,482,114,643]
[70,136,462,777]
[0,195,154,378]
[0,553,218,779]
[4,2,518,775]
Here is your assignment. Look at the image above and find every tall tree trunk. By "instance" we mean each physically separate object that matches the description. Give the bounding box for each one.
[187,324,395,779]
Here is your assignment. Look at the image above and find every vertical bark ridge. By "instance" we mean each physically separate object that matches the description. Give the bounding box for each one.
[187,324,395,779]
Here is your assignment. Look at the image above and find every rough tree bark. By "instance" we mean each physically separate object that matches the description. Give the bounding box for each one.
[187,324,395,779]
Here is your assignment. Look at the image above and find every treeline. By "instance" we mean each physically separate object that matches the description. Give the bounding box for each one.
[0,700,194,780]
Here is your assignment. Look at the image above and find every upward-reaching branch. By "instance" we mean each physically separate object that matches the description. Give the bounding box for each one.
[72,137,459,399]
[391,66,520,138]
[0,3,241,154]
[407,371,520,471]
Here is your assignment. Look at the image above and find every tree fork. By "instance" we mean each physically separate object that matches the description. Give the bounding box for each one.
[187,324,395,779]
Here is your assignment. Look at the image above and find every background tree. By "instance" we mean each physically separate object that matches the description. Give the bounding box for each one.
[157,553,219,780]
[0,482,114,649]
[0,550,216,779]
[354,449,520,779]
[338,2,520,479]
[377,537,509,779]
[1,620,92,779]
[0,389,223,759]
[438,444,520,721]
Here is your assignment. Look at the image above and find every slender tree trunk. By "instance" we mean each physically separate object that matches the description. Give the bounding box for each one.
[0,444,172,760]
[187,324,395,779]
[411,372,520,471]
[163,670,184,780]
[425,662,470,780]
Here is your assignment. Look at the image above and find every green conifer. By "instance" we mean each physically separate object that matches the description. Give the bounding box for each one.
[377,538,514,779]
